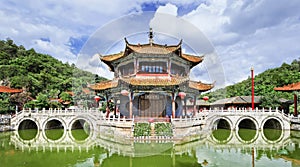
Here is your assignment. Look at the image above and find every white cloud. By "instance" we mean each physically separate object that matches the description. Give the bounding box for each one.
[1,0,300,88]
[156,3,178,16]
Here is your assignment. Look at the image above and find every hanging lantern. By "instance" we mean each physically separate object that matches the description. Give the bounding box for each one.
[178,92,186,99]
[94,96,101,102]
[203,96,209,101]
[121,90,129,96]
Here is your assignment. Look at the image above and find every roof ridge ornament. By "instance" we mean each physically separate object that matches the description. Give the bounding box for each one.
[124,37,129,44]
[148,28,154,45]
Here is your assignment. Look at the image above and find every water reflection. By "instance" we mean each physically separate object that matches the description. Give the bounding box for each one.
[71,129,89,141]
[211,129,232,144]
[263,129,283,142]
[1,129,300,167]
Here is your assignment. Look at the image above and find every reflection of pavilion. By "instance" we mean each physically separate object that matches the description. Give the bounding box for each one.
[10,130,97,153]
[89,29,213,118]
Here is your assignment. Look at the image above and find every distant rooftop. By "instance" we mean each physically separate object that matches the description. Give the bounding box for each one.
[274,82,300,91]
[0,86,22,93]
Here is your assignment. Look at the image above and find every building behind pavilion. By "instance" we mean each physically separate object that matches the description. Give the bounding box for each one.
[89,29,213,119]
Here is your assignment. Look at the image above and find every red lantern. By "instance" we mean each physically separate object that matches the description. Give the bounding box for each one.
[94,96,101,102]
[121,90,129,96]
[203,96,209,101]
[178,92,186,99]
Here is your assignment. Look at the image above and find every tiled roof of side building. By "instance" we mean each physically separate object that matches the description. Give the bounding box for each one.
[0,86,23,93]
[274,82,300,91]
[210,96,262,105]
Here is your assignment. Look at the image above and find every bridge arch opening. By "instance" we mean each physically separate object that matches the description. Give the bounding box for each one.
[215,119,231,129]
[45,119,64,141]
[237,118,258,143]
[238,118,257,130]
[70,119,91,141]
[18,119,38,140]
[263,118,283,142]
[211,118,232,143]
[263,118,282,130]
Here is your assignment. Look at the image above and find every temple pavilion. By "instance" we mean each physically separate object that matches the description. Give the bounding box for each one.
[89,29,213,119]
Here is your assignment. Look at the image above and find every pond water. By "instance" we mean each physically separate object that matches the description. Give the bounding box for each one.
[1,129,300,167]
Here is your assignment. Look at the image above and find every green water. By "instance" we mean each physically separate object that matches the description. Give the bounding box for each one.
[1,129,300,167]
[71,129,89,141]
[45,129,64,140]
[18,129,38,140]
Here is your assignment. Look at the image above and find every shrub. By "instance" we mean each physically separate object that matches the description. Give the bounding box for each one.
[154,123,173,136]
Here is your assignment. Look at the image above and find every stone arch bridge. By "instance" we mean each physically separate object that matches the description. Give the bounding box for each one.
[10,108,293,143]
[196,108,291,131]
[11,108,101,134]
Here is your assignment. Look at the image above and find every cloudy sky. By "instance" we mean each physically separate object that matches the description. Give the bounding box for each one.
[1,0,300,87]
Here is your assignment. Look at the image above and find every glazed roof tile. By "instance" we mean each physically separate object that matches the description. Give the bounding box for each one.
[182,54,204,63]
[89,80,119,91]
[100,52,124,62]
[126,43,181,54]
[121,76,188,86]
[188,81,214,91]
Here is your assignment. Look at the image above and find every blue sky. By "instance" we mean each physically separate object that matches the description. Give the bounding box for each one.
[1,0,300,87]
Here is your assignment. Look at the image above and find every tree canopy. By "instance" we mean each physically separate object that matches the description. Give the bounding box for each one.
[0,39,106,113]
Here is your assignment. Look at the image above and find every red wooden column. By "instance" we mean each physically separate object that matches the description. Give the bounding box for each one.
[294,93,298,116]
[129,92,133,119]
[172,92,176,118]
[251,67,255,110]
[184,98,187,116]
[105,93,110,118]
[193,95,197,116]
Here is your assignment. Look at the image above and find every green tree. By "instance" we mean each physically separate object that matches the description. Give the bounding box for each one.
[59,92,72,101]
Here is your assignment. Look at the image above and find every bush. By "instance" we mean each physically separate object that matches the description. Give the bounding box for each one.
[154,123,173,136]
[134,123,150,137]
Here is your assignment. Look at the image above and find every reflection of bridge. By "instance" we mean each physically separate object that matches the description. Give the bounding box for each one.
[8,127,294,157]
[10,129,97,152]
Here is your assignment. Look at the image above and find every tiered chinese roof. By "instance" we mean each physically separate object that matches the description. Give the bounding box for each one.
[90,32,213,93]
[274,82,300,91]
[90,76,213,91]
[121,76,188,86]
[89,80,119,91]
[0,86,23,93]
[100,39,204,72]
[189,81,214,91]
